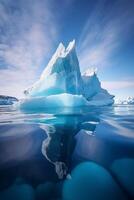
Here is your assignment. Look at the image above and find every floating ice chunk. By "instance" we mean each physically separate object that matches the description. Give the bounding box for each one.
[115,96,134,105]
[0,95,18,105]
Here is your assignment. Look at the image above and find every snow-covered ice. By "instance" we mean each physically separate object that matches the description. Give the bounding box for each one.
[19,40,114,110]
[115,97,134,105]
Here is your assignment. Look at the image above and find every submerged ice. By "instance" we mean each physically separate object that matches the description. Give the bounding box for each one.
[20,40,114,109]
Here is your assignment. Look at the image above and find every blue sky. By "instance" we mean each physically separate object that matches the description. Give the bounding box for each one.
[0,0,134,98]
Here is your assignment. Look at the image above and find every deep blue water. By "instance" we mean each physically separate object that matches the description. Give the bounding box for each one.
[0,105,134,200]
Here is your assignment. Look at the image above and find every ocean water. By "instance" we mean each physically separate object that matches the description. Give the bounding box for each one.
[0,105,134,200]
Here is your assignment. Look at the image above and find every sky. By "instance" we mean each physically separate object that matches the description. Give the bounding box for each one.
[0,0,134,99]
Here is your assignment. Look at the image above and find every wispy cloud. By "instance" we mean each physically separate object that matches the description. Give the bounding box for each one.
[78,0,134,72]
[0,0,58,97]
[102,81,134,90]
[0,0,134,98]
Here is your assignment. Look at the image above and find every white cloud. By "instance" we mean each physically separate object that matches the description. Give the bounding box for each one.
[0,0,58,97]
[78,0,134,72]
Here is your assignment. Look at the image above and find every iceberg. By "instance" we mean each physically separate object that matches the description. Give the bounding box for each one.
[0,95,18,105]
[115,97,134,105]
[19,40,114,110]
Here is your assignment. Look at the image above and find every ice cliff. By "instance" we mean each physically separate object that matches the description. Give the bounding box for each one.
[20,40,114,110]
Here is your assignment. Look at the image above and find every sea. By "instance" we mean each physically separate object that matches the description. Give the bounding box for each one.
[0,104,134,200]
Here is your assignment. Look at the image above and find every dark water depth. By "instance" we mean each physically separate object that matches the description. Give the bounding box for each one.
[0,105,134,200]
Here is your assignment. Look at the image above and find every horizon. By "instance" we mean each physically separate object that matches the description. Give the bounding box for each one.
[0,0,134,99]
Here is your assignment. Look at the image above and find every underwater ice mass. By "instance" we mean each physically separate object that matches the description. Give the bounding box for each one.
[19,40,114,110]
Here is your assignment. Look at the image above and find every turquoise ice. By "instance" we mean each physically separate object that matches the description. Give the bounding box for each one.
[19,40,114,110]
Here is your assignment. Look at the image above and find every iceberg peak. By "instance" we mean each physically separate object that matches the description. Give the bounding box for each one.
[25,40,82,97]
[55,42,65,57]
[40,40,76,80]
[54,39,76,58]
[52,40,76,59]
[65,39,75,54]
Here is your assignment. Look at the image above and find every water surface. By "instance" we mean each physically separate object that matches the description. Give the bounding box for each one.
[0,105,134,200]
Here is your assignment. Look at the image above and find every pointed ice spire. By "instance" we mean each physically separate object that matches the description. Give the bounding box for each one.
[24,39,82,97]
[55,42,65,57]
[40,42,65,79]
[65,39,75,53]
